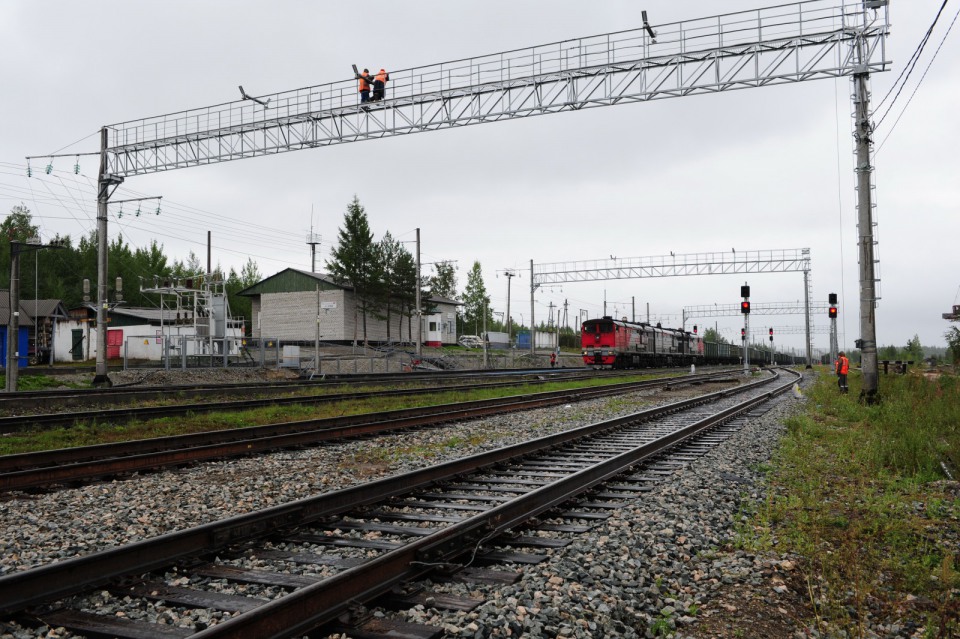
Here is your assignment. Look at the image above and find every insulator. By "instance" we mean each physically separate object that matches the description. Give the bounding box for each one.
[45,162,53,175]
[135,206,141,217]
[27,167,31,177]
[155,205,161,215]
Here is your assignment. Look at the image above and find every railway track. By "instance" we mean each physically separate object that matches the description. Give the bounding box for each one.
[0,371,737,492]
[0,368,800,639]
[0,367,683,431]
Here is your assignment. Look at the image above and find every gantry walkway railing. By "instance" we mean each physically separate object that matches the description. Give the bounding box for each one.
[104,0,889,176]
[534,248,811,284]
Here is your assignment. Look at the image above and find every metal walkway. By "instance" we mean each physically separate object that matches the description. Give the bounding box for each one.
[105,0,889,176]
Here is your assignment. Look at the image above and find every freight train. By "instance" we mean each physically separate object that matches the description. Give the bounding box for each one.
[580,316,796,369]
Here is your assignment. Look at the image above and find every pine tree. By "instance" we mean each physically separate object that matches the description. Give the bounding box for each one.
[430,262,457,299]
[326,196,381,346]
[393,248,417,343]
[462,261,492,336]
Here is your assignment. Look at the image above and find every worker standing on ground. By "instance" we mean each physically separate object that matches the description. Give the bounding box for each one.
[372,68,389,101]
[550,352,557,368]
[835,351,849,393]
[358,68,372,103]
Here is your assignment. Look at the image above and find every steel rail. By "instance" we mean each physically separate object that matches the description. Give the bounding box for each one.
[0,372,736,491]
[0,366,609,410]
[194,369,800,639]
[0,368,797,618]
[0,368,661,432]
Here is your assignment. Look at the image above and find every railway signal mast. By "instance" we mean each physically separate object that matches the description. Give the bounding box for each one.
[740,284,751,374]
[828,293,839,365]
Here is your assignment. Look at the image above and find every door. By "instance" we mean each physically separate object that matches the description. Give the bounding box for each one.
[107,329,124,360]
[71,329,84,361]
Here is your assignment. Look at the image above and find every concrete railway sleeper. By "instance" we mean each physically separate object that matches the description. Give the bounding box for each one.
[0,367,715,432]
[0,368,800,638]
[0,371,739,493]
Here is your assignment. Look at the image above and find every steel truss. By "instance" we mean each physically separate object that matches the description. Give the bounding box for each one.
[750,325,830,336]
[684,301,830,318]
[535,249,810,285]
[102,1,889,176]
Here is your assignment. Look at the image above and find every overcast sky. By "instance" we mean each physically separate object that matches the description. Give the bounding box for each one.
[2,1,957,354]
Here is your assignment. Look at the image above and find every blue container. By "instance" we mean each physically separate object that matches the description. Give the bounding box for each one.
[516,331,531,349]
[0,328,29,368]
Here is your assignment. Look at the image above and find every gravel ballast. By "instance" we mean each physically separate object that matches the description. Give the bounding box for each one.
[1,374,815,638]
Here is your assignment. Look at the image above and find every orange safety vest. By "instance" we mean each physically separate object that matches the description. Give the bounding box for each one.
[375,70,388,84]
[358,73,372,92]
[836,356,849,375]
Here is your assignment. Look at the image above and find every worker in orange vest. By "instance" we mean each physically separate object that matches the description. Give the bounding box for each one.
[358,68,372,103]
[835,351,849,393]
[372,68,389,102]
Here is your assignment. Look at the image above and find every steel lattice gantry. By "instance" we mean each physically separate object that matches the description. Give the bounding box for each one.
[102,1,889,176]
[534,249,810,285]
[75,0,889,384]
[683,301,829,318]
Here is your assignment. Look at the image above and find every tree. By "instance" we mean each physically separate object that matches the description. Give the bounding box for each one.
[392,247,418,343]
[377,231,403,342]
[430,262,457,299]
[326,196,381,346]
[904,334,923,364]
[945,326,960,368]
[702,327,727,344]
[461,261,492,335]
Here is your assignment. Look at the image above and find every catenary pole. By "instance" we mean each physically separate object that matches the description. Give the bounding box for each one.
[529,260,535,357]
[415,228,422,358]
[853,21,880,401]
[94,128,111,387]
[5,243,21,392]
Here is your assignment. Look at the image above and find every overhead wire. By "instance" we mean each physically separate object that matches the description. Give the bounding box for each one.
[1,161,311,272]
[874,0,951,129]
[876,2,960,154]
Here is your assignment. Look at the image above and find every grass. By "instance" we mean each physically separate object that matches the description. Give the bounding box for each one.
[0,372,664,456]
[742,369,960,637]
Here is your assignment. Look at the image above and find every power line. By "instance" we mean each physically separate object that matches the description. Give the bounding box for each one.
[876,3,960,154]
[875,0,951,129]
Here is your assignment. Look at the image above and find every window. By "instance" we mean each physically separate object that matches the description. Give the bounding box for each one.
[429,321,438,331]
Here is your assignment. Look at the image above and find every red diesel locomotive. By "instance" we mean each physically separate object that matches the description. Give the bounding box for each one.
[581,316,704,369]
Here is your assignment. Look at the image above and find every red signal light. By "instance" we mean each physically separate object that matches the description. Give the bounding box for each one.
[741,328,746,340]
[828,306,837,319]
[693,325,698,334]
[740,301,751,314]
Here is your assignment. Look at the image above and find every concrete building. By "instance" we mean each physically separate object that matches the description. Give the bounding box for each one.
[238,269,459,346]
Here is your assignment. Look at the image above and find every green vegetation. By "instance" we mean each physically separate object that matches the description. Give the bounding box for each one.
[0,373,662,456]
[744,370,960,636]
[0,374,87,392]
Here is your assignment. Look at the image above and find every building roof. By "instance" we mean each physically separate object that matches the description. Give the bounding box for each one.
[237,268,461,305]
[0,293,69,325]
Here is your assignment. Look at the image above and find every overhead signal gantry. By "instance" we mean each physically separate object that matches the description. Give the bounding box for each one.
[28,1,890,394]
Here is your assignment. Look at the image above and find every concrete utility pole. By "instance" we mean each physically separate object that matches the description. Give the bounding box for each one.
[415,228,422,358]
[853,26,880,402]
[6,239,63,392]
[5,243,22,392]
[503,269,515,342]
[803,268,813,367]
[94,128,114,387]
[529,260,535,357]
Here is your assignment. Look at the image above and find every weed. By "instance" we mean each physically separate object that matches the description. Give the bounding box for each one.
[743,370,960,634]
